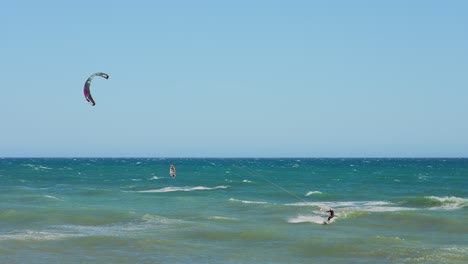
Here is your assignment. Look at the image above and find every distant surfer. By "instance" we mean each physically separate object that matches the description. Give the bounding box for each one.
[170,165,176,178]
[326,208,334,224]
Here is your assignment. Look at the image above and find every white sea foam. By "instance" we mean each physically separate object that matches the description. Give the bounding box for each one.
[22,164,53,171]
[209,216,239,221]
[288,214,329,224]
[137,186,229,193]
[149,176,160,180]
[0,214,183,241]
[242,179,252,183]
[44,195,63,201]
[11,229,90,241]
[140,214,182,224]
[287,200,412,213]
[287,201,407,224]
[228,198,269,204]
[442,247,468,253]
[305,191,322,196]
[426,196,468,210]
[0,230,83,241]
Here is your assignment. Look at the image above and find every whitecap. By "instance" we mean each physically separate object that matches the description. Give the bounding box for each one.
[209,216,239,221]
[140,214,182,224]
[44,195,63,201]
[0,230,82,241]
[426,196,468,210]
[228,198,269,204]
[305,191,322,196]
[137,186,229,193]
[286,201,413,213]
[22,164,52,171]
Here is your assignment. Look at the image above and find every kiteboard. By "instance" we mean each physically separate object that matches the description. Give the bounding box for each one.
[323,221,330,225]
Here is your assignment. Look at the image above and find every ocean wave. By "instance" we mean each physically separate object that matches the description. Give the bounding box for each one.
[0,214,183,241]
[0,230,81,241]
[185,229,285,241]
[426,196,468,210]
[120,185,137,189]
[140,214,182,225]
[288,214,327,224]
[287,201,412,213]
[209,216,239,221]
[305,191,322,196]
[369,236,406,245]
[228,198,269,204]
[0,210,17,219]
[44,195,63,201]
[395,196,468,210]
[136,186,229,193]
[21,164,53,171]
[229,198,412,213]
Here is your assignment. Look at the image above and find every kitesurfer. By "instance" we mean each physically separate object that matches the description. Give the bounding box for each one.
[326,208,334,223]
[170,165,176,178]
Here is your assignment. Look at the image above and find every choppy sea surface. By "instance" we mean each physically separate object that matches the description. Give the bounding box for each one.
[0,158,467,263]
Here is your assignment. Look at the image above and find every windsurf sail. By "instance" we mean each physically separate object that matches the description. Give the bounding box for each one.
[170,165,176,178]
[83,72,109,106]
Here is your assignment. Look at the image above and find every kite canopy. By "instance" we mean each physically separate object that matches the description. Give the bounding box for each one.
[83,72,109,106]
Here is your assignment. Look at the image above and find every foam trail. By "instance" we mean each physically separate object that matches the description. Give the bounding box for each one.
[288,215,328,224]
[287,201,414,212]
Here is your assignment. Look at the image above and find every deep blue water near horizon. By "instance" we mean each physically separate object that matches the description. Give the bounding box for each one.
[0,158,467,263]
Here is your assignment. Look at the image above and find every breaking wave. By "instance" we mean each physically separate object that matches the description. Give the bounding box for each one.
[136,186,229,193]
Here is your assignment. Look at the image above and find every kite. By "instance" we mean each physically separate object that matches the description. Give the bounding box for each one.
[83,72,109,106]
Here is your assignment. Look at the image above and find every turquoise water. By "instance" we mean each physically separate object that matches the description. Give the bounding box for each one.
[0,158,467,263]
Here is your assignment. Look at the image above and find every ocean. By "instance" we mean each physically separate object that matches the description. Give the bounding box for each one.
[0,158,467,263]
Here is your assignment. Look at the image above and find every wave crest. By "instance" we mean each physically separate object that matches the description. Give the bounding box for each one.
[137,186,229,193]
[396,196,467,210]
[305,191,322,196]
[228,198,269,204]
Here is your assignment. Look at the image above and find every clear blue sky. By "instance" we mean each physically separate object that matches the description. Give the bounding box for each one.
[1,0,467,157]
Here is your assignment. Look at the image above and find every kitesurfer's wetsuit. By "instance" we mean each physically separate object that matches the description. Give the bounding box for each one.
[326,209,334,222]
